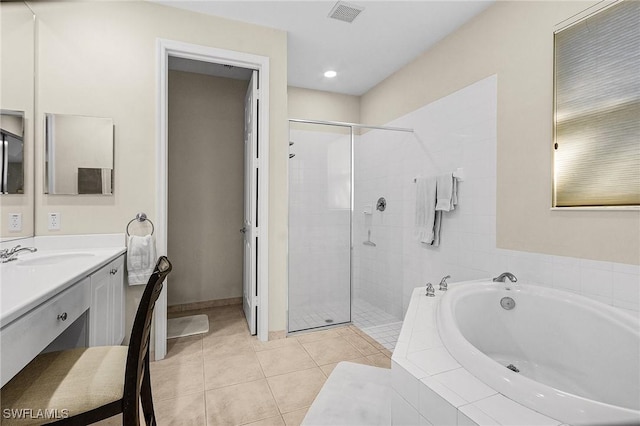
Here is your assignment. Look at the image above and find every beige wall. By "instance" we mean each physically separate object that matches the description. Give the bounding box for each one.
[167,71,245,306]
[31,1,289,332]
[288,86,360,124]
[0,2,34,240]
[361,1,639,265]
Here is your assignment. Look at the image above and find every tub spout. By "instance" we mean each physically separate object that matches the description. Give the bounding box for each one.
[493,272,517,283]
[439,275,451,291]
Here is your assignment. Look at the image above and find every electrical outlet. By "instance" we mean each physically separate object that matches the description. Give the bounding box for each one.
[48,212,61,231]
[8,213,22,232]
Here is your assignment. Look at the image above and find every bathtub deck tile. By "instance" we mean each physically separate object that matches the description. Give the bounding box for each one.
[407,327,442,353]
[458,404,501,426]
[407,347,461,376]
[471,394,561,426]
[432,368,497,403]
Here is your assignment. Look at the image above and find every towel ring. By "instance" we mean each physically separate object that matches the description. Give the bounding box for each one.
[126,212,155,236]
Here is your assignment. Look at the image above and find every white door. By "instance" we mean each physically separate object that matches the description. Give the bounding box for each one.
[243,70,258,335]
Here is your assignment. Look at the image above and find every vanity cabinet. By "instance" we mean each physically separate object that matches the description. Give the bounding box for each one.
[0,277,91,386]
[89,254,125,346]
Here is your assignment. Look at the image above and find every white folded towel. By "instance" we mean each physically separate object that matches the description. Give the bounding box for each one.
[435,173,457,212]
[415,177,438,244]
[127,234,157,285]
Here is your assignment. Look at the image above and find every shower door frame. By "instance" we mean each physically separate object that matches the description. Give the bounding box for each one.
[286,119,413,335]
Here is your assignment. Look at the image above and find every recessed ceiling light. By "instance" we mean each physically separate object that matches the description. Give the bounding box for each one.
[324,70,337,78]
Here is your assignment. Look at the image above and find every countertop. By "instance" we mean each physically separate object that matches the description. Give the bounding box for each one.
[0,235,126,328]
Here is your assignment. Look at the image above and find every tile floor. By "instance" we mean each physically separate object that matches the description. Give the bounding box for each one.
[97,304,391,426]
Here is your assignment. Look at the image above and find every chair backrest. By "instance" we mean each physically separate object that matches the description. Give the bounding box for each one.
[122,256,172,420]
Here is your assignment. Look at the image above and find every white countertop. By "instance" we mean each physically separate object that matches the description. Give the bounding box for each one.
[0,234,126,328]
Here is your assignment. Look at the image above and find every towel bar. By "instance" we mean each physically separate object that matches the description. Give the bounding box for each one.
[126,212,155,236]
[413,167,464,183]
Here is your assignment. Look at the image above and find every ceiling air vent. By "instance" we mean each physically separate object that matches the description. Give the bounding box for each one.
[328,1,364,24]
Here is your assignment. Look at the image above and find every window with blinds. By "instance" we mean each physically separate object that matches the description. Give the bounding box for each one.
[553,0,640,207]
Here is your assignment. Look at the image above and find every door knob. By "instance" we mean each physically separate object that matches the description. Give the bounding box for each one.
[240,227,247,234]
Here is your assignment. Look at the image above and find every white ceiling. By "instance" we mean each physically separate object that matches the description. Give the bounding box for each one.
[154,1,494,96]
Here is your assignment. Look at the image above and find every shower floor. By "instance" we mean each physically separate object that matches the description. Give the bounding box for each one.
[288,298,403,352]
[352,299,403,351]
[288,302,351,333]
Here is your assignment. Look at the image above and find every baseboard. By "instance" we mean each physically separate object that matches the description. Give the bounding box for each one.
[167,297,243,313]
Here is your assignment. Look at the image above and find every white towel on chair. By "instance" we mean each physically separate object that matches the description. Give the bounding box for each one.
[127,234,157,285]
[415,177,438,244]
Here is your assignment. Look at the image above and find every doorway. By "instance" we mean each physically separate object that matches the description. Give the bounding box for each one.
[156,40,270,360]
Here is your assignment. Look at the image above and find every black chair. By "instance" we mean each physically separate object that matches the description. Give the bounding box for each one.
[0,256,172,426]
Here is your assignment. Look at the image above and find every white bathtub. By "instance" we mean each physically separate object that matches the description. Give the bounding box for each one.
[437,281,640,426]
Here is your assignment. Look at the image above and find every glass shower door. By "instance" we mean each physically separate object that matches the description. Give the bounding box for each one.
[288,122,352,332]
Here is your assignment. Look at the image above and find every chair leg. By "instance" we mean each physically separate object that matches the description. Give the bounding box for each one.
[140,358,156,426]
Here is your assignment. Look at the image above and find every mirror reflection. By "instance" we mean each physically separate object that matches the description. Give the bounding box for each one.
[0,111,24,194]
[44,113,114,195]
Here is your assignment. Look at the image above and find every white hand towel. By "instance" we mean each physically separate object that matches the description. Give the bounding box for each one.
[127,234,157,285]
[415,177,438,244]
[435,173,455,212]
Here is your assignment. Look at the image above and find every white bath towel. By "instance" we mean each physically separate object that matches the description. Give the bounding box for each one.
[435,173,457,212]
[415,177,438,244]
[127,234,157,285]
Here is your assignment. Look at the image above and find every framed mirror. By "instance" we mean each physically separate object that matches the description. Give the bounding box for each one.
[44,113,114,195]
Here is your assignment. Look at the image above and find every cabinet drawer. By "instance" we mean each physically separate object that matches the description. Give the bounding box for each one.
[0,278,90,386]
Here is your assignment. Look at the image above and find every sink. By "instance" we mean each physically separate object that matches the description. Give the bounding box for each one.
[17,252,96,266]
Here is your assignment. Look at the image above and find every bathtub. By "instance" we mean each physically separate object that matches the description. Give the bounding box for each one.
[437,281,640,425]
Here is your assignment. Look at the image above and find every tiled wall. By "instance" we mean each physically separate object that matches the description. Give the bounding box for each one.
[354,74,639,319]
[292,74,638,333]
[353,129,414,320]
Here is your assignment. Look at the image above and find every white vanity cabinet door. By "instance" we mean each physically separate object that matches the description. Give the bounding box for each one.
[89,254,125,346]
[111,255,125,345]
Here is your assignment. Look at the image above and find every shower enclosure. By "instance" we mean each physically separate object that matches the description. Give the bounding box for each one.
[288,119,413,341]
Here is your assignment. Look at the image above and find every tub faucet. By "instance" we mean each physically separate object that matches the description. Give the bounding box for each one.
[439,275,451,291]
[493,272,517,283]
[0,245,38,263]
[425,283,435,297]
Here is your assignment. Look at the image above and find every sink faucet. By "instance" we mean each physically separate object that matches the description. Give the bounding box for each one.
[493,272,517,283]
[0,245,38,263]
[439,275,451,291]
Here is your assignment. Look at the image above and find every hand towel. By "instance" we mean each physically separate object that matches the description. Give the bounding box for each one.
[127,234,157,285]
[415,177,438,244]
[431,211,443,247]
[435,173,456,212]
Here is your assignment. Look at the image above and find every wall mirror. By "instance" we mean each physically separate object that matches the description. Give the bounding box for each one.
[44,113,114,195]
[0,1,35,241]
[1,111,25,194]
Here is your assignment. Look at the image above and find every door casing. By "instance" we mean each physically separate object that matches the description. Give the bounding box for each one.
[155,39,270,360]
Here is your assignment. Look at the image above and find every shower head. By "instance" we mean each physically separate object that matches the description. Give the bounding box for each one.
[289,153,296,159]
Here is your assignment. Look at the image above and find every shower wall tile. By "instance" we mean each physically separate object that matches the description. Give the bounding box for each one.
[352,72,638,324]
